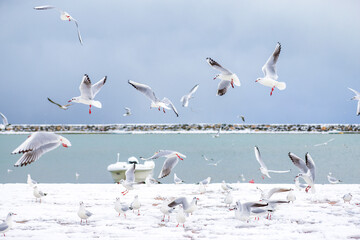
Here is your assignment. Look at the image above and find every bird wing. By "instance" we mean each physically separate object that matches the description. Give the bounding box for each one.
[128,80,158,102]
[288,152,308,173]
[348,87,360,96]
[188,84,199,97]
[206,58,232,75]
[71,18,83,45]
[266,187,292,199]
[168,197,189,209]
[14,141,60,167]
[79,74,92,99]
[141,150,175,160]
[357,101,360,116]
[162,98,179,117]
[267,169,290,173]
[125,107,131,114]
[125,163,136,182]
[0,112,8,126]
[12,132,60,154]
[85,210,93,217]
[305,153,316,181]
[254,146,267,169]
[34,5,56,10]
[217,79,230,96]
[47,98,63,108]
[158,155,179,179]
[0,222,8,232]
[91,76,107,98]
[262,42,281,80]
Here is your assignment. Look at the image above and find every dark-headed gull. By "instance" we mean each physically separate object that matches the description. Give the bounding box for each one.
[256,42,286,96]
[12,132,71,167]
[123,107,132,116]
[348,87,360,115]
[0,112,9,129]
[78,201,93,224]
[114,197,132,218]
[327,172,341,184]
[206,58,240,96]
[130,195,141,216]
[33,186,47,203]
[0,213,16,237]
[128,80,179,117]
[254,146,290,179]
[34,5,83,45]
[168,197,198,215]
[47,97,72,110]
[180,84,199,107]
[68,74,107,114]
[141,150,183,161]
[119,163,136,195]
[288,152,316,193]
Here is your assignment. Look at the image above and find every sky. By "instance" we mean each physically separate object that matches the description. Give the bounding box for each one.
[0,0,360,125]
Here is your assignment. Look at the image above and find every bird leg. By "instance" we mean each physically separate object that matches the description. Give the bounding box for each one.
[80,219,82,224]
[305,186,311,193]
[270,86,275,96]
[231,79,234,88]
[262,175,265,180]
[122,190,128,195]
[138,210,140,216]
[158,107,160,111]
[124,214,126,219]
[168,215,170,221]
[213,75,219,80]
[86,220,88,224]
[176,224,179,227]
[183,224,185,228]
[161,215,165,222]
[163,108,166,113]
[89,105,92,114]
[119,213,121,217]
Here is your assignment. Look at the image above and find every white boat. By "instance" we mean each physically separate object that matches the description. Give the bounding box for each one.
[107,153,155,183]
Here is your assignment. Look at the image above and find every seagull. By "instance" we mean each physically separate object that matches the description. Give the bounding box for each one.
[208,160,222,166]
[254,146,290,179]
[160,201,175,222]
[237,115,245,122]
[0,213,16,237]
[180,84,199,107]
[294,176,307,190]
[256,42,286,96]
[287,190,296,203]
[12,132,71,167]
[206,57,240,96]
[119,163,136,195]
[27,174,38,187]
[198,182,206,194]
[240,174,246,182]
[34,5,83,45]
[168,197,199,216]
[221,180,233,191]
[123,107,132,117]
[314,138,335,147]
[7,169,13,174]
[0,112,9,129]
[343,193,352,203]
[145,175,161,186]
[257,187,292,201]
[262,200,289,220]
[75,172,80,180]
[128,80,179,117]
[327,172,341,184]
[176,206,186,228]
[130,195,141,216]
[78,201,93,224]
[68,74,107,114]
[174,173,184,184]
[202,154,214,161]
[348,87,360,115]
[288,152,316,193]
[197,177,211,185]
[33,186,47,203]
[213,128,221,138]
[232,201,268,222]
[141,150,185,161]
[47,97,72,110]
[114,197,132,218]
[158,154,184,179]
[224,191,233,207]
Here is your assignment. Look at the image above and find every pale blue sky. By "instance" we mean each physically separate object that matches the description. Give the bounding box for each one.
[1,0,360,124]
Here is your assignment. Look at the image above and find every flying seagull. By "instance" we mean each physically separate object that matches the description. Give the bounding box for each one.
[206,58,240,96]
[68,74,107,114]
[0,112,9,129]
[47,97,72,110]
[34,5,83,45]
[256,42,286,96]
[11,132,71,167]
[119,163,136,195]
[348,88,360,115]
[123,107,132,116]
[128,80,179,117]
[158,154,185,179]
[314,138,335,147]
[180,84,199,107]
[288,152,316,193]
[254,146,290,179]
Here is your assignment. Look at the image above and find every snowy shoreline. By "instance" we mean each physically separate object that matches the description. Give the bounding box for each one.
[1,183,359,239]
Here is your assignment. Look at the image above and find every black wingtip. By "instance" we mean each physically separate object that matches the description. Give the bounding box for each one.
[103,76,107,84]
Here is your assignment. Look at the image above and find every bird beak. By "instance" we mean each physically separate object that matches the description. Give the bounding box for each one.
[255,80,258,82]
[196,198,199,200]
[62,143,68,148]
[68,100,72,103]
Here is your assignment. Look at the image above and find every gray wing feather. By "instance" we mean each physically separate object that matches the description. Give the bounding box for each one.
[217,80,230,96]
[305,153,316,181]
[267,188,292,199]
[34,5,56,10]
[79,74,92,99]
[0,112,8,126]
[162,98,179,117]
[206,58,232,75]
[125,164,136,182]
[14,142,60,167]
[0,222,8,232]
[168,197,189,209]
[254,146,267,169]
[85,210,93,217]
[12,132,60,154]
[288,152,308,173]
[128,80,157,102]
[91,76,107,98]
[188,84,199,96]
[262,42,281,80]
[158,156,179,179]
[72,18,83,45]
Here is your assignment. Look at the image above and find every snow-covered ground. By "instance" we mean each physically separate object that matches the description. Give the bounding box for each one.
[0,183,359,239]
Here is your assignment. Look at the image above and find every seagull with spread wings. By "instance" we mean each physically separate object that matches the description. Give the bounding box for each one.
[123,107,132,116]
[256,42,286,96]
[254,146,290,179]
[206,58,240,96]
[68,74,107,114]
[288,152,316,193]
[128,80,179,117]
[180,84,199,107]
[0,112,9,129]
[348,87,360,115]
[47,98,72,110]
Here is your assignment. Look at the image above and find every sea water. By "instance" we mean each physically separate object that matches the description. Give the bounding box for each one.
[0,133,359,184]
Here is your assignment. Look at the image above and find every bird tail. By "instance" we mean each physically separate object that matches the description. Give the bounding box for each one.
[91,100,102,108]
[276,82,286,90]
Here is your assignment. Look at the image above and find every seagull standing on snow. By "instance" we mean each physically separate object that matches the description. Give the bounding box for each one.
[348,88,360,115]
[206,58,241,96]
[160,201,175,222]
[256,42,286,96]
[78,201,93,224]
[47,98,72,110]
[128,80,179,117]
[180,84,199,107]
[12,132,71,167]
[68,74,107,114]
[33,186,47,203]
[114,197,132,218]
[254,146,290,179]
[288,152,316,193]
[0,213,16,237]
[123,107,132,116]
[130,195,141,216]
[34,5,83,45]
[168,197,199,216]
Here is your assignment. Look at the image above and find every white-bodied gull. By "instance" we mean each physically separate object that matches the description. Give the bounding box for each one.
[33,186,47,203]
[348,87,360,115]
[119,163,136,195]
[47,97,72,110]
[327,172,341,184]
[288,152,316,193]
[168,197,199,216]
[254,146,290,179]
[0,213,16,237]
[180,84,199,107]
[78,201,93,224]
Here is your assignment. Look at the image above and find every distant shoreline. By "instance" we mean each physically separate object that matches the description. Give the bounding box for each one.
[1,123,360,134]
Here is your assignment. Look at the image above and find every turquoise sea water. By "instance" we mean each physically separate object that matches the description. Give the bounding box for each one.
[0,133,359,184]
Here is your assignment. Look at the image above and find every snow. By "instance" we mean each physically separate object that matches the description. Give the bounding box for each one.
[1,183,360,239]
